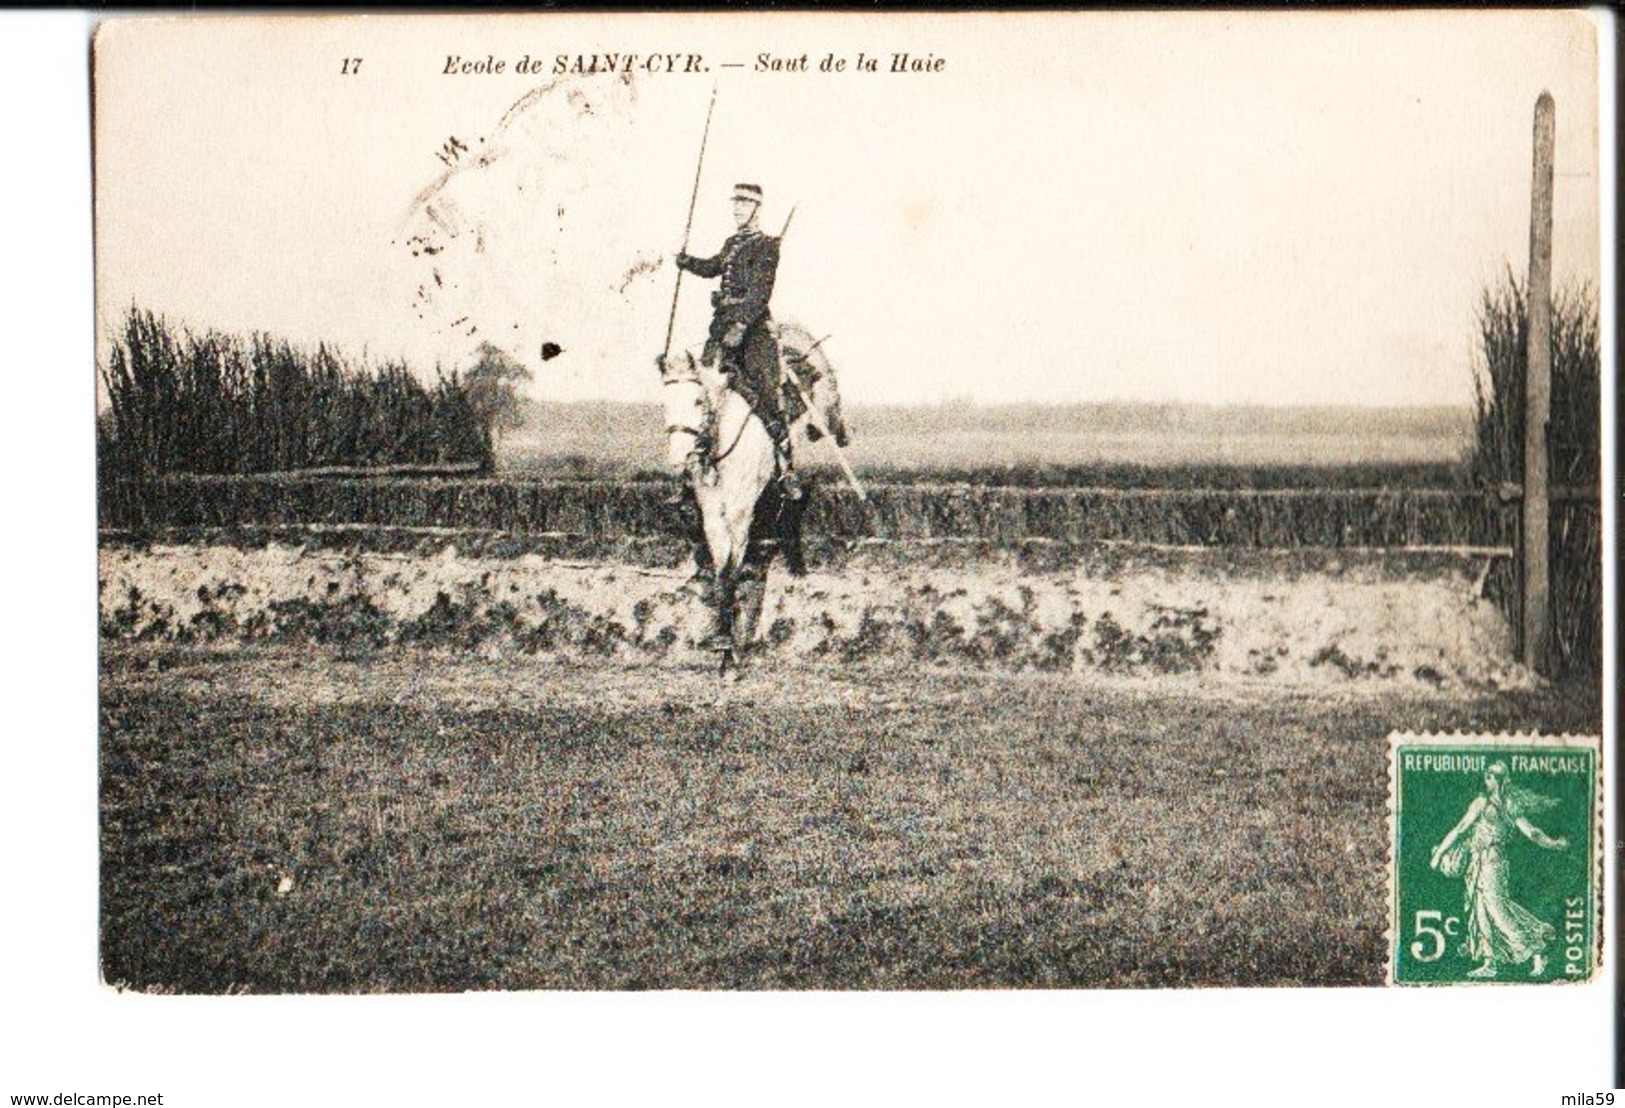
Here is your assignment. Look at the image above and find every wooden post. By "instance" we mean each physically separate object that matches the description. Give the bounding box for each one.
[1522,91,1555,674]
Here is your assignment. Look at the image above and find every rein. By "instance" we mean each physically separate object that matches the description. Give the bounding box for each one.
[662,368,757,467]
[711,407,753,465]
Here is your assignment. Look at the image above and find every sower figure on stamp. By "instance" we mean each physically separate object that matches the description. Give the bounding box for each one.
[674,183,802,502]
[1429,761,1568,979]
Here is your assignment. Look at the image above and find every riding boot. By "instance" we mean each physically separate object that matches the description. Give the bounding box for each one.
[765,418,803,500]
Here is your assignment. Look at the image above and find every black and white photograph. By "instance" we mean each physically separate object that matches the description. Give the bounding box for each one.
[5,8,1617,1104]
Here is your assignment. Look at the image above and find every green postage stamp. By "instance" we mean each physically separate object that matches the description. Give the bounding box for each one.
[1388,732,1602,985]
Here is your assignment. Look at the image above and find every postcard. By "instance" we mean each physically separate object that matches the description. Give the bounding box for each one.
[75,8,1612,1100]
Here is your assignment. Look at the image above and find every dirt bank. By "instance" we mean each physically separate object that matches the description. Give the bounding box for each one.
[97,542,1525,690]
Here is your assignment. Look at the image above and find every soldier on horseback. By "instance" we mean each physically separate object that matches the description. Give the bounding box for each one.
[674,182,802,501]
[654,98,853,665]
[659,181,836,659]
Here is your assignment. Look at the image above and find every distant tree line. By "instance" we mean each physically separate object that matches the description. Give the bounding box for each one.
[97,308,508,481]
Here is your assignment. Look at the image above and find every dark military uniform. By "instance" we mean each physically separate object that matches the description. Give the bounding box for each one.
[675,228,786,438]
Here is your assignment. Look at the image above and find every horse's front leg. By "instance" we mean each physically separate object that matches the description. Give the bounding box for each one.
[731,532,778,655]
[690,483,733,653]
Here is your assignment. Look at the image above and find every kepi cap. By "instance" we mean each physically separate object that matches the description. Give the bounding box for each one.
[731,182,763,204]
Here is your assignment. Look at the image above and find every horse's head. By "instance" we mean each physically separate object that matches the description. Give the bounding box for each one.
[657,349,710,469]
[778,322,850,448]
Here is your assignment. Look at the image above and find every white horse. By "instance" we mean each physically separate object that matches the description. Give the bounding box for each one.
[658,321,848,670]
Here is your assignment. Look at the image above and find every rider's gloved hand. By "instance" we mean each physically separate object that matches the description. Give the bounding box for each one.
[722,323,746,348]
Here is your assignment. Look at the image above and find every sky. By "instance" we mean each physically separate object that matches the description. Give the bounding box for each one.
[93,12,1602,408]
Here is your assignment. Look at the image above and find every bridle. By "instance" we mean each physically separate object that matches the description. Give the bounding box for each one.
[661,360,708,441]
[660,355,754,466]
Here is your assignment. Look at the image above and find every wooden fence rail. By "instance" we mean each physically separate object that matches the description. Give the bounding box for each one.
[100,475,1525,549]
[97,473,1599,677]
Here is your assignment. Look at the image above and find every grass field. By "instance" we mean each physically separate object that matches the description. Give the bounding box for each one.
[99,644,1597,993]
[94,395,1593,992]
[502,401,1474,486]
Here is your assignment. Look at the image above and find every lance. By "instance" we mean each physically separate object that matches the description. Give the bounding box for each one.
[662,84,718,360]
